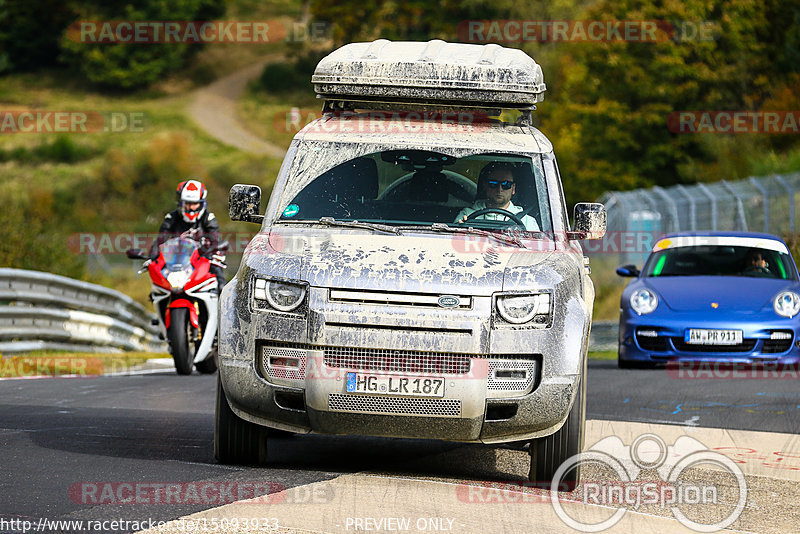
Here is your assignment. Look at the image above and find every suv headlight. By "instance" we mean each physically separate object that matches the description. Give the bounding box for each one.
[630,288,658,315]
[253,278,307,312]
[774,291,800,318]
[496,293,551,324]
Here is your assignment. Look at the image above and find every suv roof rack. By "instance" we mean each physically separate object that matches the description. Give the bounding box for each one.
[312,39,546,109]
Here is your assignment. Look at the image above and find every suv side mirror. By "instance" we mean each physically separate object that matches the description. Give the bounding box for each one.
[616,264,640,277]
[568,202,606,240]
[229,184,264,224]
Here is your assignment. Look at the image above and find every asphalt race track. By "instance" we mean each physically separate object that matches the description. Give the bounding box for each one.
[1,360,798,533]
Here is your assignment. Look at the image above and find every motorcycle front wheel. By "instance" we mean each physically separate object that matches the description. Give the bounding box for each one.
[168,308,194,375]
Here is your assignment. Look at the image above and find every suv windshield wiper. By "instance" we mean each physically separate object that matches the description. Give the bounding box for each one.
[411,222,527,249]
[317,217,402,235]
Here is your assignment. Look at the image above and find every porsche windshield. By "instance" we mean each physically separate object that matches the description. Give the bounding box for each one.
[643,245,797,280]
[277,150,551,233]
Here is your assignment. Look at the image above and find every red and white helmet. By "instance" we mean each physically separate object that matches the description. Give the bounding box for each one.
[176,179,208,223]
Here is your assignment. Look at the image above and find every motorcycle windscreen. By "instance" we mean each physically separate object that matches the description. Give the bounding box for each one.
[161,237,198,270]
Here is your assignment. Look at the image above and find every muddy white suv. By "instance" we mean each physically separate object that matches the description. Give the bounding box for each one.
[217,39,605,488]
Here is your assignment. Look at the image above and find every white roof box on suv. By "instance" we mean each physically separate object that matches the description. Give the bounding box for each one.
[312,39,546,108]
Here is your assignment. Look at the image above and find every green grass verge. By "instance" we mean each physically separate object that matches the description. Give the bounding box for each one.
[588,350,617,361]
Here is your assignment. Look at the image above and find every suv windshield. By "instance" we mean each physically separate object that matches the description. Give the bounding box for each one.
[277,149,551,233]
[643,245,796,280]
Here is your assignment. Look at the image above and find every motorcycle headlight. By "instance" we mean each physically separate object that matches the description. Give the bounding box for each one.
[496,293,551,324]
[774,291,800,318]
[253,278,307,312]
[630,288,658,315]
[166,268,191,289]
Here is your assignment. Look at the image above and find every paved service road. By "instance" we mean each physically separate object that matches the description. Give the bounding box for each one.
[0,361,797,533]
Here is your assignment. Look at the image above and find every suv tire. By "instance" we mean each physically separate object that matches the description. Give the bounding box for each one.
[214,376,266,464]
[528,362,585,491]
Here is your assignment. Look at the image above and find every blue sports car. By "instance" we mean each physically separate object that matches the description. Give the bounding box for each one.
[617,232,800,368]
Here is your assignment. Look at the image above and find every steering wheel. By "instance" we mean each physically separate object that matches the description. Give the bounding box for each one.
[743,266,771,276]
[464,208,526,229]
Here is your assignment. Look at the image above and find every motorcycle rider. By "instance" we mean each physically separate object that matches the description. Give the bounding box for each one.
[153,179,226,293]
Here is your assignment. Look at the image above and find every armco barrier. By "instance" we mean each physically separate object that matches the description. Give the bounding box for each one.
[0,268,615,354]
[0,268,165,354]
[589,320,617,352]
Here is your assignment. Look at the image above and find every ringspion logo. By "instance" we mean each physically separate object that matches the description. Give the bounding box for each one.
[551,434,747,532]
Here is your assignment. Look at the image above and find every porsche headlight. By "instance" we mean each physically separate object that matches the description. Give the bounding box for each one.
[630,288,658,315]
[253,278,307,312]
[496,293,551,324]
[774,291,800,318]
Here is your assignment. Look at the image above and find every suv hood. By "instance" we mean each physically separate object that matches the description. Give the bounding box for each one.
[246,228,554,296]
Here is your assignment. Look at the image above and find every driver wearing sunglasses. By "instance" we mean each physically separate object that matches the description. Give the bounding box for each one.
[455,162,540,231]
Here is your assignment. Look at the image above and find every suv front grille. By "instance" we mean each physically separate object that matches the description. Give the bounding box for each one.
[328,393,461,417]
[258,342,540,394]
[487,359,537,392]
[324,346,471,375]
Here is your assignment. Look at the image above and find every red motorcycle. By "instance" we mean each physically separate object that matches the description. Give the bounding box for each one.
[127,234,227,375]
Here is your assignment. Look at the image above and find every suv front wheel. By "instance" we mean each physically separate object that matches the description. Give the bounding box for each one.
[528,367,585,491]
[214,376,267,464]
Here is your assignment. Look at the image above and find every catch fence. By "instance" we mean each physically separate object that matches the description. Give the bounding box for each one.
[595,172,800,267]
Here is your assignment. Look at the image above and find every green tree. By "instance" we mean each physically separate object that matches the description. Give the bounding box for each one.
[309,0,519,46]
[538,0,800,201]
[0,0,75,73]
[59,0,225,89]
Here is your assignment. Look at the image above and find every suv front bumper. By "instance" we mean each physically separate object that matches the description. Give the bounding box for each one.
[219,284,587,444]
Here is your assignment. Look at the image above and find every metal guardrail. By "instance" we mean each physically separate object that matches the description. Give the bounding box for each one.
[0,268,165,354]
[0,267,613,354]
[589,321,617,352]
